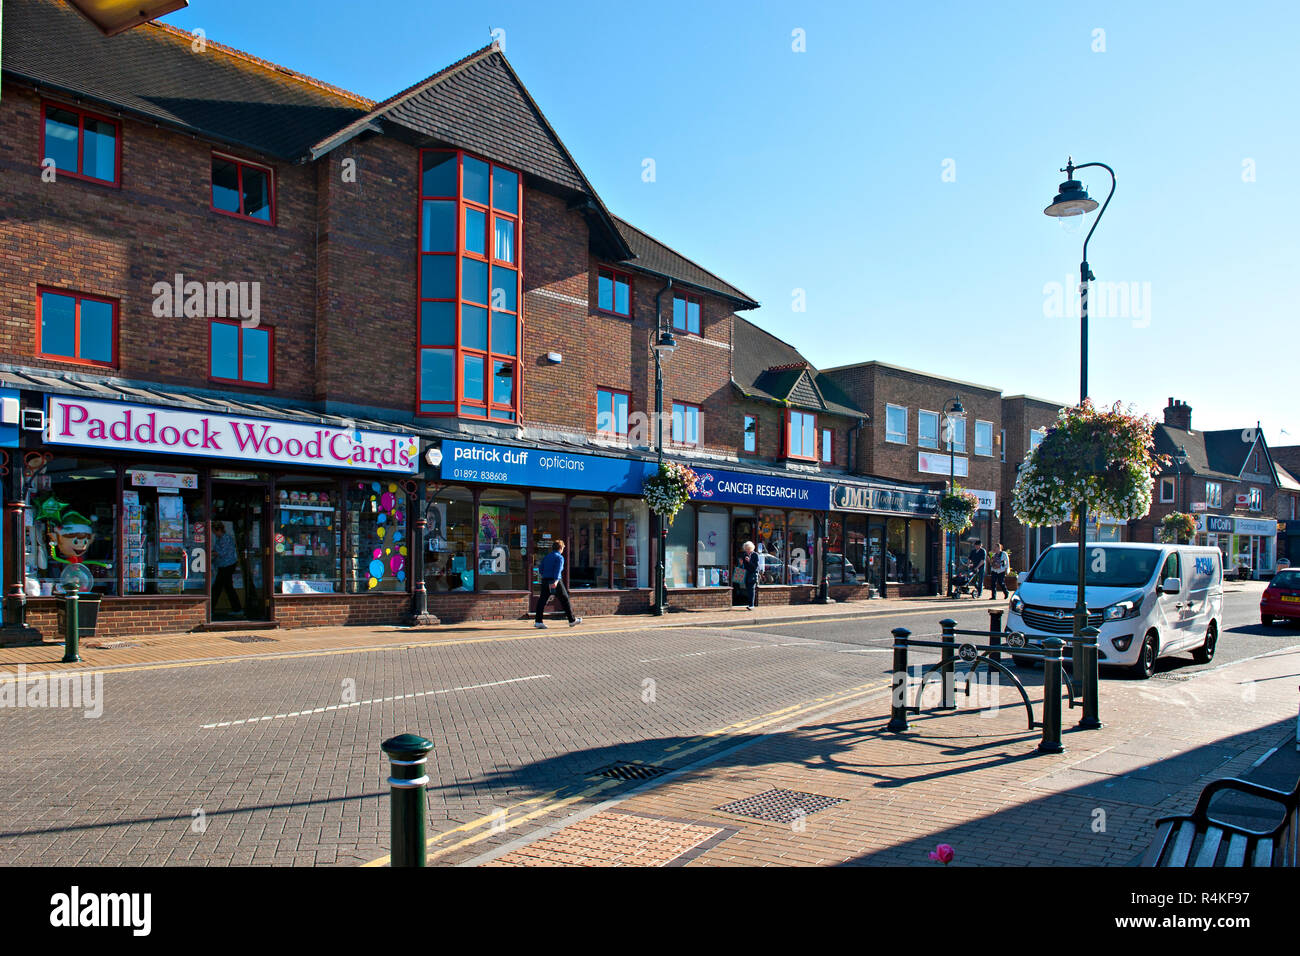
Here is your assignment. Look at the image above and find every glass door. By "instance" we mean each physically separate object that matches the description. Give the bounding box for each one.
[211,482,270,621]
[868,522,886,591]
[528,494,566,612]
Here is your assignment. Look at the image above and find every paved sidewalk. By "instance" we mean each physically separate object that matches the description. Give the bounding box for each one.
[469,645,1300,867]
[0,592,968,675]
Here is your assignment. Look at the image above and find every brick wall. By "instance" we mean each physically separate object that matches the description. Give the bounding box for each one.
[0,83,319,400]
[1000,396,1068,569]
[24,597,209,641]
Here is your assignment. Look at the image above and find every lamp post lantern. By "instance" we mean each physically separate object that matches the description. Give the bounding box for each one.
[1044,156,1115,730]
[652,326,677,616]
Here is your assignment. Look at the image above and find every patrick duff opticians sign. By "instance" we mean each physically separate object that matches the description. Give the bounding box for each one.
[46,397,419,473]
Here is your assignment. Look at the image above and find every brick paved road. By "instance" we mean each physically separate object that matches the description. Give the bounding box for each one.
[0,584,1290,866]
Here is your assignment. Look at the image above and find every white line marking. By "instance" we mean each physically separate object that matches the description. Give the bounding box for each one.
[839,648,893,653]
[200,674,550,729]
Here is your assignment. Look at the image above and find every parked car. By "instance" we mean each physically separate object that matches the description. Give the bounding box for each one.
[1260,568,1300,626]
[1007,543,1223,679]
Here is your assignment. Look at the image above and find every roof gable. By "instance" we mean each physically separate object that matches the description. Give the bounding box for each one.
[4,0,372,160]
[732,316,863,418]
[609,216,759,308]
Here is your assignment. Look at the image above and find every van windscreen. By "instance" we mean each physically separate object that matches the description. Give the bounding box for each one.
[1027,547,1162,587]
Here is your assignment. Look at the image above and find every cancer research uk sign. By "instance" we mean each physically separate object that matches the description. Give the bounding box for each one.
[690,466,830,510]
[47,398,419,473]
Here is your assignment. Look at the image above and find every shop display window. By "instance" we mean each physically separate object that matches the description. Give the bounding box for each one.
[843,515,868,585]
[696,507,730,588]
[347,481,409,593]
[664,507,694,589]
[123,467,205,595]
[426,485,475,592]
[478,489,526,591]
[907,518,929,583]
[788,511,815,584]
[275,478,341,593]
[826,517,846,584]
[612,499,647,589]
[756,510,787,584]
[568,497,610,589]
[26,457,118,596]
[887,517,906,583]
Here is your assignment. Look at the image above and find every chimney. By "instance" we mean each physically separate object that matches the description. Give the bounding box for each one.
[1163,398,1192,430]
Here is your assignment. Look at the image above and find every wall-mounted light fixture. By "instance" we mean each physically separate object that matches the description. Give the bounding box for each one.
[546,352,563,364]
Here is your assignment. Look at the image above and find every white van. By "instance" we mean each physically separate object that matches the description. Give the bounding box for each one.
[1006,542,1223,679]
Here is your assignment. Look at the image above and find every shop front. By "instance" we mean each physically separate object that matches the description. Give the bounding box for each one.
[431,439,658,620]
[830,482,940,597]
[7,394,420,640]
[1195,514,1277,579]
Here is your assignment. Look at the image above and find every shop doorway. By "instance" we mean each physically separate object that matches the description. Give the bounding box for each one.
[868,522,886,592]
[211,482,270,621]
[528,495,566,613]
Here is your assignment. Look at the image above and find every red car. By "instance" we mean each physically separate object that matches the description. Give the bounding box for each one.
[1260,568,1300,625]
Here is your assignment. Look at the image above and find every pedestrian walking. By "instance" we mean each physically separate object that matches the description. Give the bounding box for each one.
[968,539,988,598]
[534,540,581,629]
[988,543,1010,599]
[212,521,243,617]
[740,541,760,611]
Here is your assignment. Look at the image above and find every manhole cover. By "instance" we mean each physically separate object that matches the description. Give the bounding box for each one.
[589,762,670,781]
[224,634,278,644]
[716,788,846,823]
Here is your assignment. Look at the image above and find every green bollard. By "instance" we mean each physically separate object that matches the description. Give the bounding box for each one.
[938,618,957,709]
[62,581,81,664]
[1038,638,1065,754]
[1077,626,1102,729]
[888,627,911,732]
[381,733,435,867]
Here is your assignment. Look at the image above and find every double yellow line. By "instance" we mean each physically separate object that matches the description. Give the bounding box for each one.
[361,675,892,867]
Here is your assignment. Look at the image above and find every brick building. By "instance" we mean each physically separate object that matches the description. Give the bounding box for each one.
[822,361,1006,595]
[0,0,933,636]
[999,395,1071,570]
[1131,399,1281,579]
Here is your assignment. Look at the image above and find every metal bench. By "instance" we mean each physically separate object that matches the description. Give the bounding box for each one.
[1141,777,1299,867]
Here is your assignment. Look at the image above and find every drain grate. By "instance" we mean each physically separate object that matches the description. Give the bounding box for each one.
[589,761,670,781]
[224,634,278,644]
[716,788,846,823]
[1153,673,1191,682]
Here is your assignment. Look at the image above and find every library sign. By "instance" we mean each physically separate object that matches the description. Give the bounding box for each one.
[46,397,419,473]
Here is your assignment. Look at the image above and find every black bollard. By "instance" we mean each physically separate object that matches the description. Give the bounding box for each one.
[1077,626,1102,730]
[61,581,81,664]
[381,733,435,867]
[938,618,957,709]
[1038,638,1065,754]
[987,608,1003,663]
[887,627,910,732]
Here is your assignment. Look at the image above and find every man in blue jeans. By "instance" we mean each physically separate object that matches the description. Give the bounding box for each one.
[968,539,988,599]
[534,540,581,629]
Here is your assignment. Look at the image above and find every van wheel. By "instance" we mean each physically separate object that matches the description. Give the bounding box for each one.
[1193,622,1217,664]
[1130,631,1157,679]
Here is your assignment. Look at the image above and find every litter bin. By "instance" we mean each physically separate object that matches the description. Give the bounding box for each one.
[56,591,103,639]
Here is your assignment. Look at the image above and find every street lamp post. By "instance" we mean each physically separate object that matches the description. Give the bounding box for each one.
[1175,444,1190,539]
[943,396,964,597]
[651,325,677,616]
[1044,157,1115,731]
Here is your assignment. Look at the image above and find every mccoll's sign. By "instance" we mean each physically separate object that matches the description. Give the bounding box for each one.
[46,397,419,473]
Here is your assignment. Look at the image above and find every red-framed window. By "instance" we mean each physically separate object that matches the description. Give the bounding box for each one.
[821,427,833,464]
[418,149,522,420]
[36,287,118,367]
[743,415,758,454]
[41,101,121,186]
[787,410,816,461]
[672,292,701,335]
[211,152,276,224]
[209,320,274,388]
[596,388,630,436]
[596,267,632,317]
[671,402,700,446]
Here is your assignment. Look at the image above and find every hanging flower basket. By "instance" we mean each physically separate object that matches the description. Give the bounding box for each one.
[1012,400,1169,528]
[1160,511,1198,544]
[938,486,980,534]
[642,461,700,527]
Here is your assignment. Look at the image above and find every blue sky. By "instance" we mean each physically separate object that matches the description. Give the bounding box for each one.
[162,0,1299,444]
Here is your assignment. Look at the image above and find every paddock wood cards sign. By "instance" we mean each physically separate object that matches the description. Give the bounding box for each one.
[46,397,419,473]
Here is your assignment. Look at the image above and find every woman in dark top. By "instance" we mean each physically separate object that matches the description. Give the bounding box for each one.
[740,540,760,611]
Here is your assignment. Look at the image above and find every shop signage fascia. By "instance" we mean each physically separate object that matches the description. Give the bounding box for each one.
[441,440,655,494]
[831,483,938,516]
[45,396,419,473]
